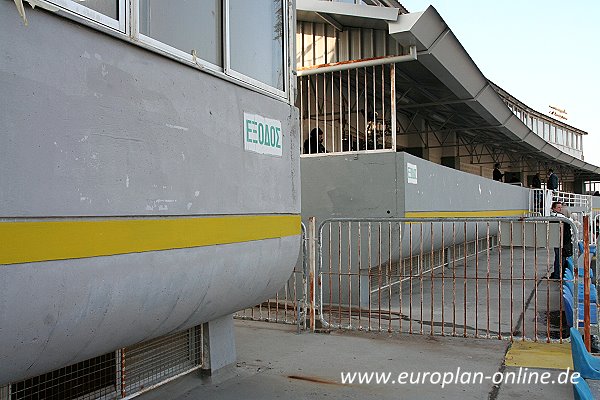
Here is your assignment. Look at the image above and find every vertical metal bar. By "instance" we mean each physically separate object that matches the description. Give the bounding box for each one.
[358,222,362,329]
[300,76,304,153]
[486,223,491,338]
[378,222,382,331]
[430,222,435,336]
[498,221,502,339]
[348,69,351,151]
[388,221,393,332]
[364,67,367,150]
[509,222,514,341]
[368,222,372,331]
[398,221,403,333]
[338,222,342,326]
[463,222,467,337]
[475,223,479,338]
[307,77,312,154]
[533,221,539,341]
[347,221,352,328]
[372,65,376,150]
[452,222,457,337]
[409,223,413,334]
[441,222,445,336]
[120,348,126,398]
[521,219,526,340]
[323,73,327,152]
[331,72,342,151]
[381,64,385,150]
[315,74,319,153]
[419,223,424,335]
[269,287,273,322]
[339,71,343,151]
[584,215,591,350]
[331,72,334,152]
[355,68,359,151]
[546,221,553,341]
[328,222,333,324]
[391,63,396,150]
[308,216,316,332]
[570,221,578,343]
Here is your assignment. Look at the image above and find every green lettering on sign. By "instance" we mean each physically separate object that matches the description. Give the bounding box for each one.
[243,112,283,157]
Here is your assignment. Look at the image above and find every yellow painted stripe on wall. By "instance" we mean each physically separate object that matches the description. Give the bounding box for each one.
[0,215,301,265]
[404,210,528,218]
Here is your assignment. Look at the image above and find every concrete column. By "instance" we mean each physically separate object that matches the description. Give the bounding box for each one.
[201,314,236,375]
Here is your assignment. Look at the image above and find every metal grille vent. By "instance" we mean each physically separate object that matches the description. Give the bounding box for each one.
[3,325,202,400]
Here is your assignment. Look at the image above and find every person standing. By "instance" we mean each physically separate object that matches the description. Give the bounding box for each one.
[531,173,542,189]
[493,163,504,182]
[549,201,573,279]
[547,169,559,191]
[531,172,543,211]
[303,128,326,154]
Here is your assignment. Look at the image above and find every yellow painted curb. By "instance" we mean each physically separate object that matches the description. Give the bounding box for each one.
[505,341,572,370]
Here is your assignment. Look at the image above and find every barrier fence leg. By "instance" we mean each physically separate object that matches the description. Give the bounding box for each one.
[308,216,316,332]
[584,215,591,350]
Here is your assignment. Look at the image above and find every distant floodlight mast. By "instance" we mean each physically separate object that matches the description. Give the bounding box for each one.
[549,105,568,120]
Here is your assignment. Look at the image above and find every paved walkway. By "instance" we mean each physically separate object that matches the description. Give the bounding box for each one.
[139,320,575,400]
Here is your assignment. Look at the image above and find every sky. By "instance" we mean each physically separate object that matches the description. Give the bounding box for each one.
[401,0,600,167]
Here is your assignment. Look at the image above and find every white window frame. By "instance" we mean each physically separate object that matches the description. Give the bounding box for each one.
[47,0,127,32]
[223,0,288,98]
[132,0,224,74]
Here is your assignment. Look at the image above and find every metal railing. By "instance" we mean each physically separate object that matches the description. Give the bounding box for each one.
[314,216,589,342]
[298,62,398,155]
[234,223,308,330]
[528,188,595,245]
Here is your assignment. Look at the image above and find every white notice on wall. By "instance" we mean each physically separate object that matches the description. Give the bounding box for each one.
[243,112,283,157]
[407,162,418,184]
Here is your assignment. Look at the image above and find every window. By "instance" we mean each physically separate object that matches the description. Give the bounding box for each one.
[49,0,125,31]
[39,0,290,98]
[77,0,118,19]
[138,0,222,68]
[557,128,563,145]
[227,0,285,92]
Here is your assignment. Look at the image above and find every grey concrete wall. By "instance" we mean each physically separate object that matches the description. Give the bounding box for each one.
[1,3,300,217]
[398,152,529,215]
[301,151,401,222]
[301,152,529,224]
[301,151,531,307]
[0,236,299,384]
[0,3,300,384]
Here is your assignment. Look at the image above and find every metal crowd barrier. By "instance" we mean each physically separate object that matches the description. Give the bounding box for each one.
[314,216,587,343]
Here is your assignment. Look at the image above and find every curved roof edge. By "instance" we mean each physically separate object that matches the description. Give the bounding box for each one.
[387,6,600,178]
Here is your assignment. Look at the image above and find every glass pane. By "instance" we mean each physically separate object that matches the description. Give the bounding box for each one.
[229,0,285,90]
[139,0,222,67]
[77,0,118,19]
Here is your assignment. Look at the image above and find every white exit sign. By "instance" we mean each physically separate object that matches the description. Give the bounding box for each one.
[244,112,282,156]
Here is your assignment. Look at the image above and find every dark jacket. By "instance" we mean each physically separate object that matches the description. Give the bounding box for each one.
[547,173,559,190]
[303,132,326,154]
[493,168,503,181]
[551,212,573,257]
